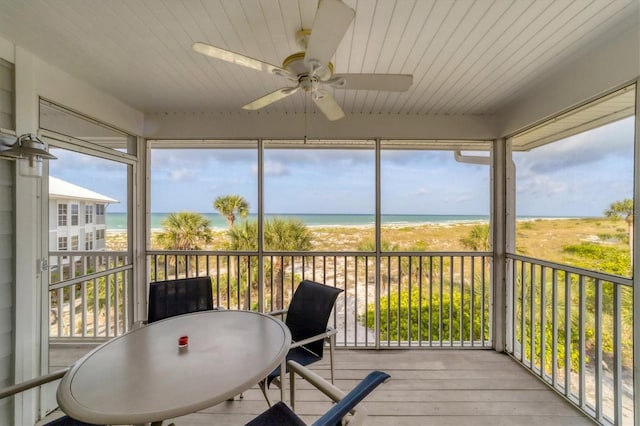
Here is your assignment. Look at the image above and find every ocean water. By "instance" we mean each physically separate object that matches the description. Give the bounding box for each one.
[106,212,491,231]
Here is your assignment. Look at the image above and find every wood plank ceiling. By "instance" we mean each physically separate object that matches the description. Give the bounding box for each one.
[0,0,636,117]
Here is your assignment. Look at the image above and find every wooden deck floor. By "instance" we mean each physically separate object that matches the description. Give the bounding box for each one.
[47,345,592,425]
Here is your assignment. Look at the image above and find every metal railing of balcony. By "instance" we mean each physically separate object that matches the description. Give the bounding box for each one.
[146,250,493,349]
[48,251,131,340]
[507,254,633,426]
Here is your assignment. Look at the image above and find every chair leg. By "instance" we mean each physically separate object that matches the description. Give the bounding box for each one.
[259,380,272,407]
[226,392,243,401]
[329,334,336,384]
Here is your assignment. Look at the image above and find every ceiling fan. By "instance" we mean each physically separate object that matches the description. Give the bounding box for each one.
[192,0,413,121]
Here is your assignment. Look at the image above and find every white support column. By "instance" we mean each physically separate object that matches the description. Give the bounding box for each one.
[13,46,42,426]
[133,135,146,324]
[492,138,507,352]
[633,79,639,426]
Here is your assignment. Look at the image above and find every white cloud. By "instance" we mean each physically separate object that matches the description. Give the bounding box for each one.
[169,168,194,181]
[258,160,289,176]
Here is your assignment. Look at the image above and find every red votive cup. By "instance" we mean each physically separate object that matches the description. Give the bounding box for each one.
[178,335,189,347]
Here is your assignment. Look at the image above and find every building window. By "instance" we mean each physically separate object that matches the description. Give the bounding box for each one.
[58,204,67,226]
[71,204,79,226]
[71,235,79,250]
[96,204,105,216]
[96,229,104,241]
[58,237,68,250]
[85,205,94,224]
[85,232,93,250]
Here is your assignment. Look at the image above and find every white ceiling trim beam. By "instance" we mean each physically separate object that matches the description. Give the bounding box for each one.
[143,111,498,140]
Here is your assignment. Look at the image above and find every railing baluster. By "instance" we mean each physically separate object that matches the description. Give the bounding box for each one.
[564,271,571,397]
[439,256,443,348]
[613,282,622,424]
[595,278,603,422]
[459,256,464,347]
[529,262,535,369]
[552,268,558,389]
[428,256,433,347]
[69,283,76,337]
[470,256,475,347]
[449,256,453,346]
[481,255,485,346]
[418,255,423,347]
[105,274,111,337]
[578,275,586,408]
[396,256,402,344]
[114,274,120,337]
[520,260,525,363]
[81,280,87,337]
[354,255,359,346]
[540,266,547,382]
[57,287,63,337]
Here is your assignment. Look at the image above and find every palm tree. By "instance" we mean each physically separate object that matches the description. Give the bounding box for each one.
[155,212,213,250]
[459,224,491,251]
[264,217,312,310]
[213,195,249,228]
[228,220,259,309]
[228,217,312,310]
[604,198,634,255]
[228,220,258,251]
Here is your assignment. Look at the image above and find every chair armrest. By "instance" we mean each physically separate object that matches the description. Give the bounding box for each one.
[289,326,338,349]
[131,319,147,330]
[265,308,287,318]
[288,360,390,426]
[288,360,345,408]
[0,368,69,400]
[287,361,368,425]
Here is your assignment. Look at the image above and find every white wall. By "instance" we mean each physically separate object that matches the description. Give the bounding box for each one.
[0,159,14,426]
[0,37,144,425]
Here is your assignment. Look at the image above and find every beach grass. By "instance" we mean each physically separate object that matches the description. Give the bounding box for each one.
[108,217,630,271]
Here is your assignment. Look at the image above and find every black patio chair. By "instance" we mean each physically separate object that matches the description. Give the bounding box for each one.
[260,280,343,405]
[147,276,214,323]
[43,416,101,425]
[247,360,390,426]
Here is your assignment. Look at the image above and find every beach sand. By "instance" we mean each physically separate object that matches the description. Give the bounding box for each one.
[107,217,630,266]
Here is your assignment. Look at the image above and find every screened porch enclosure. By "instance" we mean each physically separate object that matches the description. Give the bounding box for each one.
[43,81,637,425]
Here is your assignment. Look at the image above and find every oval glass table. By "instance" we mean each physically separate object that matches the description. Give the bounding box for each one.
[57,310,291,425]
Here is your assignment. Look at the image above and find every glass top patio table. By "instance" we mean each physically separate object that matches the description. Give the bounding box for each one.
[56,310,291,425]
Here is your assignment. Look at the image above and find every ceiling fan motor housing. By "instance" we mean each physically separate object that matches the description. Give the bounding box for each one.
[282,51,334,83]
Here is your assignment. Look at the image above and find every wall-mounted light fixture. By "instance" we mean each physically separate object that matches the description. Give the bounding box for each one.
[0,133,57,178]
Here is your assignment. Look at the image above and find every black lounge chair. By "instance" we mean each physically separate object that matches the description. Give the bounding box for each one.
[260,280,343,405]
[248,360,389,426]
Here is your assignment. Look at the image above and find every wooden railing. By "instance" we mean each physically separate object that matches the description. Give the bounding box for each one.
[48,251,131,339]
[146,250,493,348]
[507,254,633,426]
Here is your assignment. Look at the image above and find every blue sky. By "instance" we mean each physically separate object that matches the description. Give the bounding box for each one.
[49,116,635,217]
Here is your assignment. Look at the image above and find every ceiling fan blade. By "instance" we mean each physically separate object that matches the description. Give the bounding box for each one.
[193,42,295,79]
[242,86,300,110]
[329,74,413,92]
[312,90,345,121]
[304,0,355,67]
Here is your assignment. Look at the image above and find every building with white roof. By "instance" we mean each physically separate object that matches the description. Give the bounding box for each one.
[48,176,118,254]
